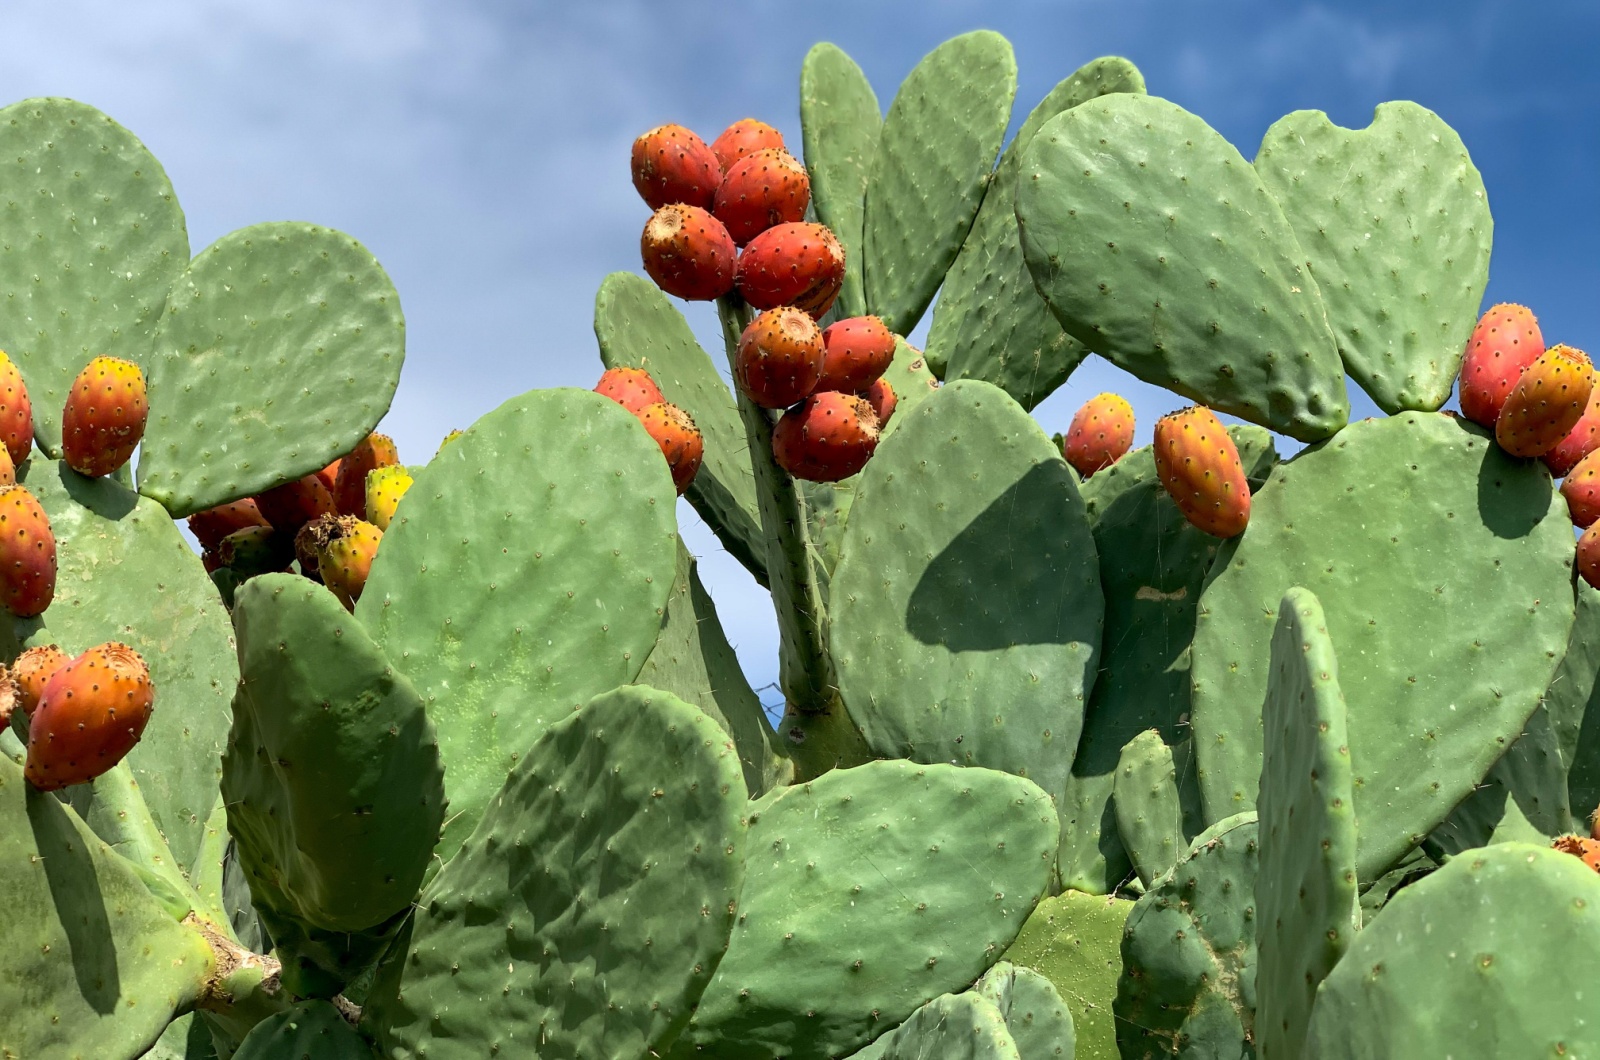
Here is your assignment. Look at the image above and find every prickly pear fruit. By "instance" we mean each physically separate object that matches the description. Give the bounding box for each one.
[631,124,722,211]
[1459,303,1545,428]
[436,429,463,456]
[1553,834,1600,873]
[254,473,337,536]
[713,148,811,246]
[1064,393,1136,477]
[1153,406,1251,538]
[772,391,880,482]
[315,458,341,492]
[1545,385,1600,477]
[1582,522,1600,592]
[595,366,666,415]
[333,432,400,517]
[864,377,897,427]
[0,447,17,487]
[61,355,147,478]
[188,498,268,552]
[366,465,414,531]
[711,118,785,172]
[735,222,846,318]
[25,642,154,791]
[14,644,69,718]
[641,204,737,301]
[636,402,704,494]
[0,668,14,729]
[0,351,33,466]
[1561,450,1600,528]
[220,525,294,579]
[0,485,55,617]
[736,307,825,409]
[1495,344,1593,458]
[817,316,895,394]
[309,515,384,611]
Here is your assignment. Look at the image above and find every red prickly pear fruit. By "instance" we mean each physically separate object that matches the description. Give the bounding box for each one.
[631,124,721,211]
[863,378,897,427]
[641,204,737,301]
[61,355,147,478]
[736,308,825,409]
[1065,393,1136,477]
[711,118,785,172]
[1545,385,1600,477]
[221,525,295,579]
[713,148,811,246]
[188,498,269,552]
[0,351,34,467]
[636,402,704,494]
[772,391,881,483]
[1560,449,1600,528]
[315,458,342,492]
[25,642,154,791]
[308,515,383,611]
[333,433,400,517]
[254,474,337,536]
[1153,406,1251,538]
[1495,344,1593,458]
[1581,522,1600,593]
[14,644,69,718]
[736,222,846,318]
[595,367,666,415]
[1459,303,1545,428]
[818,316,896,393]
[0,485,55,617]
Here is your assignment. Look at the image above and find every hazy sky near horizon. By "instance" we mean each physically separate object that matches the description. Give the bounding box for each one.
[1,1,1594,699]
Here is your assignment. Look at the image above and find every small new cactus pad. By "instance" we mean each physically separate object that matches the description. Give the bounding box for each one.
[61,355,147,478]
[631,123,721,211]
[848,991,1021,1060]
[799,43,881,318]
[594,364,666,414]
[25,642,154,791]
[364,464,413,531]
[1561,449,1600,526]
[0,484,56,617]
[1544,384,1600,476]
[187,497,268,551]
[331,431,398,517]
[817,315,896,393]
[1495,343,1593,457]
[736,305,826,409]
[637,401,705,494]
[713,147,811,245]
[864,376,897,427]
[13,644,68,717]
[1457,303,1545,428]
[735,221,847,317]
[0,351,34,466]
[1152,406,1251,537]
[313,515,384,610]
[254,472,337,535]
[640,203,737,301]
[1112,729,1190,887]
[711,117,785,171]
[1064,392,1135,477]
[771,391,881,482]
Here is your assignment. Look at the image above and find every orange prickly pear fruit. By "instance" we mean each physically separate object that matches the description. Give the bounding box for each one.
[1561,450,1600,528]
[641,204,737,302]
[1580,522,1600,592]
[710,118,785,172]
[0,351,33,467]
[595,367,666,415]
[62,355,147,478]
[310,515,383,611]
[1153,406,1251,538]
[14,644,70,718]
[636,402,704,494]
[366,466,413,531]
[315,458,342,492]
[863,378,897,428]
[1459,304,1544,428]
[1495,344,1592,458]
[736,222,846,319]
[1065,393,1136,477]
[713,148,811,246]
[631,124,722,211]
[736,308,825,409]
[333,433,399,517]
[24,642,154,791]
[188,498,269,552]
[254,473,337,538]
[818,316,895,394]
[1545,384,1600,477]
[0,485,55,617]
[771,391,881,483]
[1553,834,1600,873]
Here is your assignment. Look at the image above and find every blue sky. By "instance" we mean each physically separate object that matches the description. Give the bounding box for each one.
[2,1,1595,699]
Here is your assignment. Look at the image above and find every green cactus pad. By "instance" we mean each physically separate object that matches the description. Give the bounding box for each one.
[848,992,1022,1060]
[0,98,189,456]
[595,271,767,585]
[1113,730,1189,889]
[1005,889,1134,1060]
[1305,843,1600,1057]
[878,337,940,437]
[233,1000,372,1059]
[1190,414,1576,880]
[637,539,789,796]
[145,1015,221,1060]
[931,57,1146,402]
[1254,588,1359,1060]
[14,458,238,872]
[224,574,444,938]
[800,43,880,320]
[974,962,1076,1060]
[862,31,1016,335]
[138,222,405,517]
[680,760,1059,1059]
[1062,426,1276,892]
[1015,94,1348,442]
[831,381,1101,859]
[0,754,216,1060]
[1557,582,1600,823]
[1115,812,1258,1060]
[1254,102,1492,414]
[365,686,748,1060]
[356,388,677,855]
[1427,702,1573,859]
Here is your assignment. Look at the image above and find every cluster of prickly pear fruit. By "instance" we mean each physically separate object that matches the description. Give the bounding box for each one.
[593,365,705,492]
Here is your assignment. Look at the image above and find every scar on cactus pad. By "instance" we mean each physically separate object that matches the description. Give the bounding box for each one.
[24,642,154,791]
[62,355,147,478]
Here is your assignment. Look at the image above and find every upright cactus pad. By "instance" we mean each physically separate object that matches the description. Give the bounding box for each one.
[799,43,881,320]
[1559,584,1600,819]
[1113,730,1191,889]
